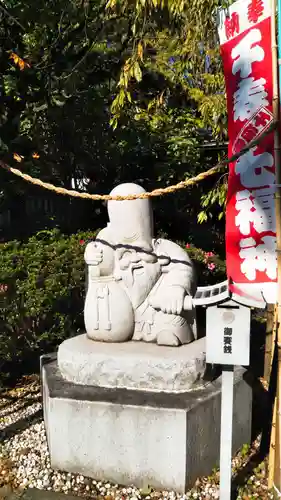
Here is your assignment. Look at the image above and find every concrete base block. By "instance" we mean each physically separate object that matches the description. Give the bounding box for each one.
[42,355,252,493]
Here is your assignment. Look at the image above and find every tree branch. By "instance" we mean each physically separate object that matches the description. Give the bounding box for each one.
[0,2,25,31]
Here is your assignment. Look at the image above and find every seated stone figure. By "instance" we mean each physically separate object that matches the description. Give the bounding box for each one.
[84,183,197,347]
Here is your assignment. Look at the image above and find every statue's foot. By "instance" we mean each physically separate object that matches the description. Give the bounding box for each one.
[157,330,181,347]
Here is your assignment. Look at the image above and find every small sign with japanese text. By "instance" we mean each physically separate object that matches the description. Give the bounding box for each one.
[206,300,251,365]
[217,0,277,304]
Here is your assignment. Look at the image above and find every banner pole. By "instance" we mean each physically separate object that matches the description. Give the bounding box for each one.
[271,0,281,491]
[268,306,278,489]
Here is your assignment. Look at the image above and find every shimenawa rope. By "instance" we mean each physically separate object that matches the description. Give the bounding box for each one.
[0,121,277,201]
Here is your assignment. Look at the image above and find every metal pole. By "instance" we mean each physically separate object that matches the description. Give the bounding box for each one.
[219,365,234,500]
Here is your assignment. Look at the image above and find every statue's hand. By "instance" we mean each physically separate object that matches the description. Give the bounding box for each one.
[148,286,185,316]
[84,242,103,266]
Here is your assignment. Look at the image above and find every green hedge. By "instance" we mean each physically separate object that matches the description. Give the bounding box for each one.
[0,229,225,382]
[0,229,96,380]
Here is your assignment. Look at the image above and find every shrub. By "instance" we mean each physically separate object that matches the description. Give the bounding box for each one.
[0,228,96,381]
[184,243,226,285]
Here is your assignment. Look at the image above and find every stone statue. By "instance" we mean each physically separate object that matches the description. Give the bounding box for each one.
[84,183,197,346]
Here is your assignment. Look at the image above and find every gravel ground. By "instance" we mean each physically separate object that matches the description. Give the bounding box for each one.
[0,376,275,499]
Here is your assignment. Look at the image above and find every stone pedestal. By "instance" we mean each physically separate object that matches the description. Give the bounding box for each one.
[57,334,206,392]
[42,341,252,492]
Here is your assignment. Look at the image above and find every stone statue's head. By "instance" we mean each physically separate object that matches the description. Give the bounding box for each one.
[107,183,153,247]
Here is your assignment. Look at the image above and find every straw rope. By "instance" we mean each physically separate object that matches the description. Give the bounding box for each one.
[0,121,277,201]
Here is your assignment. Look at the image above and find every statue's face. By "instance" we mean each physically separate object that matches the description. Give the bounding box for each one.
[116,246,161,307]
[117,247,157,281]
[118,247,156,269]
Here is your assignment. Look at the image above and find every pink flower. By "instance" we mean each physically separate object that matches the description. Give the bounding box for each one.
[79,239,85,246]
[207,262,216,272]
[205,251,215,258]
[186,243,191,249]
[0,284,8,293]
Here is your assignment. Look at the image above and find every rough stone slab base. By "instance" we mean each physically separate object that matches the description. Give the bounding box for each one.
[42,355,252,493]
[57,334,206,392]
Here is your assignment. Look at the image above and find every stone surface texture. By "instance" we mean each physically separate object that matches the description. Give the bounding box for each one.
[84,182,197,347]
[57,334,206,392]
[42,355,252,492]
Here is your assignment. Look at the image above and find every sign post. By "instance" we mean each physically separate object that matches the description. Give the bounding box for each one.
[206,298,251,500]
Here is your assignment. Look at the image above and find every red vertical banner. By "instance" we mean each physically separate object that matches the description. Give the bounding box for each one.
[218,0,277,303]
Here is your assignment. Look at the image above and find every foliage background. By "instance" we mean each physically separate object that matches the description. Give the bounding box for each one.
[0,0,228,250]
[0,0,231,380]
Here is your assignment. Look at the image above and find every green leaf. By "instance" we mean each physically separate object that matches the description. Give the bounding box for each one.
[197,211,208,224]
[133,61,142,82]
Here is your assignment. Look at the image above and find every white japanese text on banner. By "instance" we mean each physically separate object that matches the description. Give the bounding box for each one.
[218,0,277,303]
